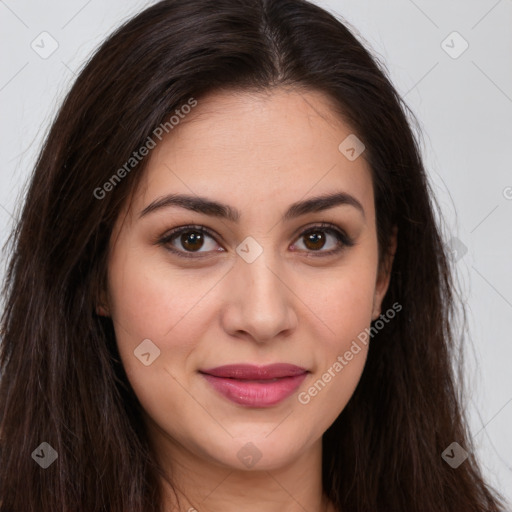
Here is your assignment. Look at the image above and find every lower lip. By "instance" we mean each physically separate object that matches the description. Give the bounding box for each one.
[201,373,308,407]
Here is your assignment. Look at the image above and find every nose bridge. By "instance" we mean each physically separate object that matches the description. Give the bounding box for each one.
[236,237,285,305]
[223,236,296,341]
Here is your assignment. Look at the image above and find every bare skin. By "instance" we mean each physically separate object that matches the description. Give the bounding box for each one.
[99,86,396,512]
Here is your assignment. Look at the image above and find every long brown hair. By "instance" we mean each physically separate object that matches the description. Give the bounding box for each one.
[0,0,507,510]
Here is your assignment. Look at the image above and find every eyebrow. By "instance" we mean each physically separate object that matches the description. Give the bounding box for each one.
[139,191,365,222]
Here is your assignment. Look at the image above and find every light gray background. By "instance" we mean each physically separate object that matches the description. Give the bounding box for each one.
[1,0,511,505]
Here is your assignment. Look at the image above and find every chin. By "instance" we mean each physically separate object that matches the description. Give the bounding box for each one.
[197,430,315,472]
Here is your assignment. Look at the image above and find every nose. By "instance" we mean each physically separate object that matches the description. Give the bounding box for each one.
[220,248,298,344]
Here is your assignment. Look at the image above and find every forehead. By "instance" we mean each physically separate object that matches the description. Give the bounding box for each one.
[128,87,374,224]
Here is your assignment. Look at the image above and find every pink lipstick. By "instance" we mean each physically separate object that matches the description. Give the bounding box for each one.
[199,363,308,407]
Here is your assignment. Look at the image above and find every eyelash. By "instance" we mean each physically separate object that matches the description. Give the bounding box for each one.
[157,222,355,259]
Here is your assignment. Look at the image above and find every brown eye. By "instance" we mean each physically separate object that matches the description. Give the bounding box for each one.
[293,224,353,256]
[179,230,205,252]
[303,230,327,251]
[159,225,222,258]
[158,222,354,260]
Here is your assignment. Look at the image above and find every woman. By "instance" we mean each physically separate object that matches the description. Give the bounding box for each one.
[0,0,507,510]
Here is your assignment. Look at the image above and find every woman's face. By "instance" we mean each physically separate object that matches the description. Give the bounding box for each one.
[103,87,394,472]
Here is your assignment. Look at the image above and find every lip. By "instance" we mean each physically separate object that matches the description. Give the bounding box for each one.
[199,364,309,407]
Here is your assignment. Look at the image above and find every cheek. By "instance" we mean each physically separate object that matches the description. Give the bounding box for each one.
[105,252,208,434]
[106,247,232,392]
[294,259,376,419]
[106,248,212,345]
[307,259,377,347]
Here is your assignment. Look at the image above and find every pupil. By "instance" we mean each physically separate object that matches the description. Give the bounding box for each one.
[182,231,203,251]
[306,232,325,250]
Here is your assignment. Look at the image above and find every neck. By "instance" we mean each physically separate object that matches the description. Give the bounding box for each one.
[146,420,336,512]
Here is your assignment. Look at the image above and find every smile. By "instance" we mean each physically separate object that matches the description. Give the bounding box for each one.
[199,364,309,407]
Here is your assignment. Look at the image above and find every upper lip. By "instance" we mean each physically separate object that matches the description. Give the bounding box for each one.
[199,363,308,380]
